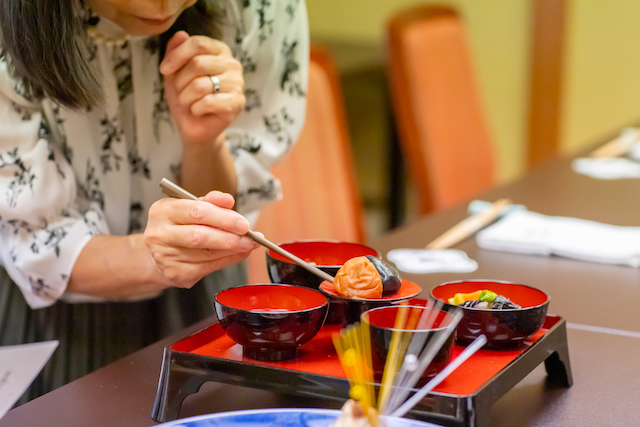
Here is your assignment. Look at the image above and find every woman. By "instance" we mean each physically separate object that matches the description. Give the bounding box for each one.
[0,0,308,402]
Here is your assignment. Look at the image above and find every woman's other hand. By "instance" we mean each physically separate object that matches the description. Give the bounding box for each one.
[160,31,245,146]
[144,191,258,289]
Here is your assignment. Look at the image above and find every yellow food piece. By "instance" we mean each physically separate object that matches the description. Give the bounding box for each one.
[349,384,365,400]
[449,290,482,305]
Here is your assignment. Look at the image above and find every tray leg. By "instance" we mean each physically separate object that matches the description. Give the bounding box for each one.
[543,322,573,387]
[152,350,208,422]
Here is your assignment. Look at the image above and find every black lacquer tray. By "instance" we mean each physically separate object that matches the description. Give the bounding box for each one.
[152,314,572,427]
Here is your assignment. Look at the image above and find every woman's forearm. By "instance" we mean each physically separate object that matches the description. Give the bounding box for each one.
[180,133,238,198]
[67,234,171,301]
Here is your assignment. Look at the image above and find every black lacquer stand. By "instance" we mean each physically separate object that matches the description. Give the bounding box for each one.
[152,316,572,427]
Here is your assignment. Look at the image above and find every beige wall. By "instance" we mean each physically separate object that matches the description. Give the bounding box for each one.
[306,0,640,183]
[563,0,640,153]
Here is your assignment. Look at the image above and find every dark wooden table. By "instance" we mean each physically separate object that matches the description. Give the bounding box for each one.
[3,153,640,426]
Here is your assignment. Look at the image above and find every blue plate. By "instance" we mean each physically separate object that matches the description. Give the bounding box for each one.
[156,408,441,426]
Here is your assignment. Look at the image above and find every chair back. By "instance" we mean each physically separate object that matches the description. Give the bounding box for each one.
[246,45,365,283]
[386,5,495,215]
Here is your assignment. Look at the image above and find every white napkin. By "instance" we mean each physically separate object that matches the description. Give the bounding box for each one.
[386,248,478,274]
[571,157,640,179]
[476,210,640,267]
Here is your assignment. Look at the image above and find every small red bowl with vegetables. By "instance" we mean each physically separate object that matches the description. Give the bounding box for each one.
[431,280,550,349]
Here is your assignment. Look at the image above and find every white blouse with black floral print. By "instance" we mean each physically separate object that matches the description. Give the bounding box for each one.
[0,0,309,308]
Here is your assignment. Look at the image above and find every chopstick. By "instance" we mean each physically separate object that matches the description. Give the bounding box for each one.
[389,334,487,419]
[383,306,462,416]
[425,198,513,250]
[159,178,335,283]
[590,127,639,158]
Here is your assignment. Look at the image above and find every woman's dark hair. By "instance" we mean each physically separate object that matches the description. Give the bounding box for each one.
[0,0,222,109]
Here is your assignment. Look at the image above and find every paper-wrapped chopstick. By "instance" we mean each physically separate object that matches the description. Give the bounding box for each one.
[425,198,513,250]
[590,127,639,158]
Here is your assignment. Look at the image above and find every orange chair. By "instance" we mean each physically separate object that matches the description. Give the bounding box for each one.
[386,5,496,216]
[246,45,366,283]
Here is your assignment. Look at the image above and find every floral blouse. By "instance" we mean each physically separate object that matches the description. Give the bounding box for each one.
[0,0,309,308]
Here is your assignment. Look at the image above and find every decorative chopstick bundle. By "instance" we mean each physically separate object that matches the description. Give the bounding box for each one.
[332,323,378,425]
[382,303,463,416]
[332,300,480,425]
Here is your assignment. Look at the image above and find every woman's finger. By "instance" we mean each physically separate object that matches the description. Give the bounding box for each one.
[148,242,257,264]
[164,31,190,58]
[189,92,245,117]
[149,198,250,233]
[149,245,255,289]
[201,190,236,209]
[177,73,244,107]
[151,223,256,252]
[173,54,242,94]
[160,36,231,75]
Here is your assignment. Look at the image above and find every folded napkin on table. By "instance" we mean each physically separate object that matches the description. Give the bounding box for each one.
[571,157,640,179]
[476,210,640,267]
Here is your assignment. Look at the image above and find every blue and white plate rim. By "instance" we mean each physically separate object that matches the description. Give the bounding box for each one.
[155,407,443,426]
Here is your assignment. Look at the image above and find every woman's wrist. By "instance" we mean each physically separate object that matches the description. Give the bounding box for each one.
[180,132,237,197]
[67,234,171,300]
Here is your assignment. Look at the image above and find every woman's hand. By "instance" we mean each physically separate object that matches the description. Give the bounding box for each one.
[143,191,258,289]
[160,31,245,146]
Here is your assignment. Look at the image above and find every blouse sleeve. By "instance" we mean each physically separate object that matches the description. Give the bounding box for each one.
[0,60,110,308]
[224,0,309,216]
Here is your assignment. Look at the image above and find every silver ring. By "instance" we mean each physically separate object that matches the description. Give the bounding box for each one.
[210,75,221,93]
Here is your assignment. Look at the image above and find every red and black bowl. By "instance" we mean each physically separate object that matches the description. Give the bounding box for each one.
[319,279,422,327]
[361,305,456,385]
[431,280,550,349]
[214,284,329,361]
[266,240,379,323]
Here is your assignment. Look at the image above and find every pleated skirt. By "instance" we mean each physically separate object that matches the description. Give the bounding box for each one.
[0,263,247,406]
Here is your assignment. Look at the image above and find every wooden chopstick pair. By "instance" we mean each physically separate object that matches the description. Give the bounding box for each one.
[590,127,639,158]
[425,198,513,250]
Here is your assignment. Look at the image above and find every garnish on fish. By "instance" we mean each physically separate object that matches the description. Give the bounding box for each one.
[448,289,521,309]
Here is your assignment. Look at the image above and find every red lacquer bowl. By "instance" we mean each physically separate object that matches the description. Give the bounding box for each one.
[266,240,379,324]
[431,280,550,349]
[214,284,328,361]
[319,279,422,327]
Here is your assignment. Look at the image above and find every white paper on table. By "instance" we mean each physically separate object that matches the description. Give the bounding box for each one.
[0,341,58,419]
[571,157,640,179]
[629,142,640,161]
[387,248,478,274]
[476,210,640,267]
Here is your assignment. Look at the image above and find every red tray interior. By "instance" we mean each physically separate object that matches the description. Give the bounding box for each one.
[171,316,560,396]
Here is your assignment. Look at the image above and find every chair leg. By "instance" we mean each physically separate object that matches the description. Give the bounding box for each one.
[387,113,406,230]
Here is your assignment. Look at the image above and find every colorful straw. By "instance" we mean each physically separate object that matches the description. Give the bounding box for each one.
[332,300,483,423]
